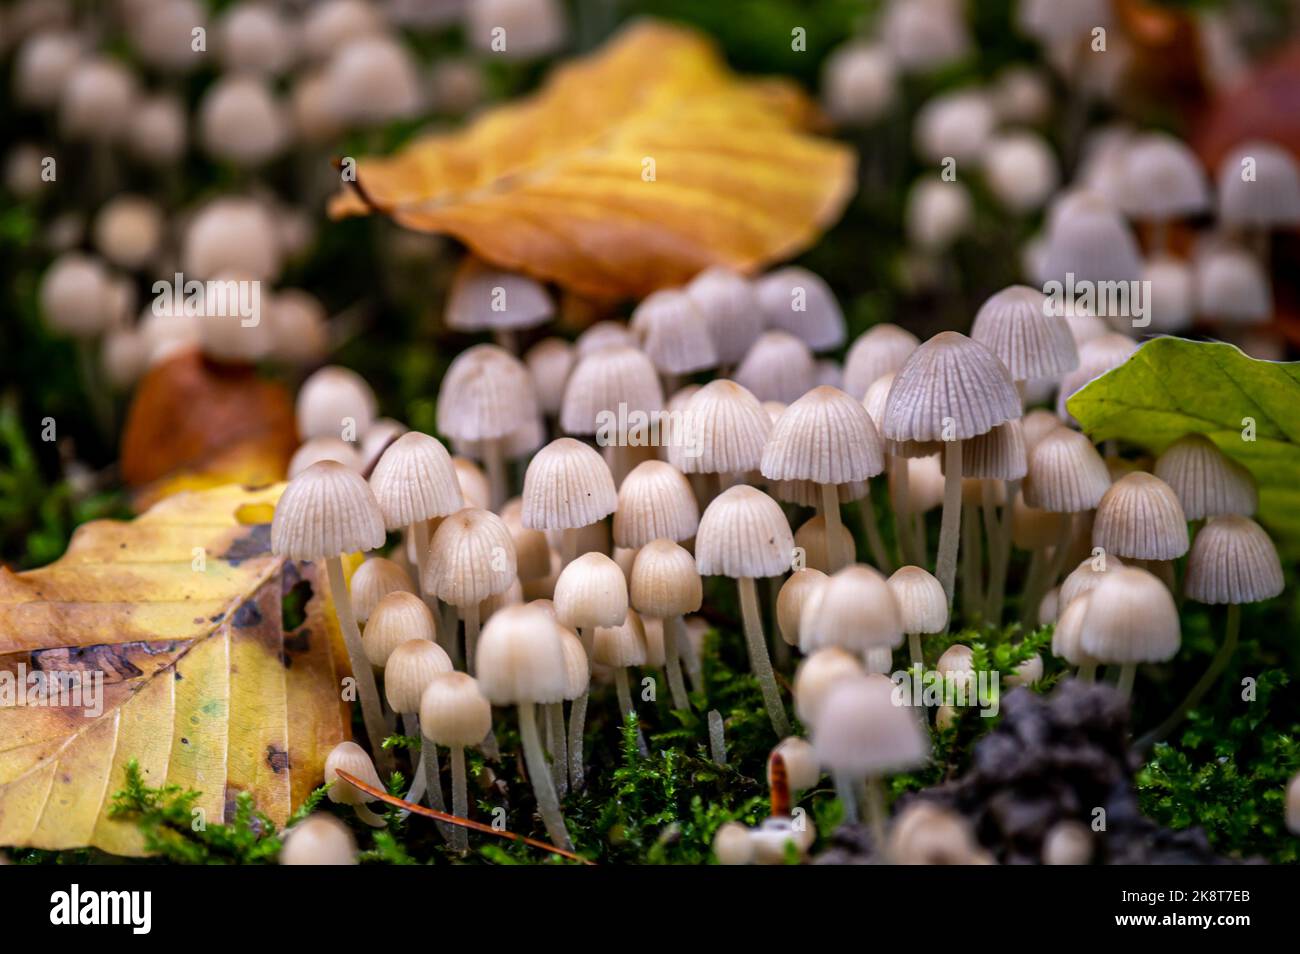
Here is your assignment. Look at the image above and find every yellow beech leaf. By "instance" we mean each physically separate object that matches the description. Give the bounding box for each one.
[329,19,855,298]
[0,484,351,856]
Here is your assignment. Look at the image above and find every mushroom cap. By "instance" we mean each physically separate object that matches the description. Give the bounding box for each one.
[554,551,628,630]
[713,821,754,865]
[793,646,865,726]
[632,289,717,375]
[93,194,163,271]
[822,41,897,127]
[556,626,590,699]
[198,75,286,166]
[735,331,816,404]
[881,0,970,73]
[369,431,463,529]
[1195,247,1271,324]
[1023,427,1111,512]
[60,57,138,143]
[971,285,1078,382]
[1140,255,1195,334]
[1079,567,1181,663]
[613,461,699,548]
[891,453,946,514]
[1216,140,1300,229]
[772,736,821,792]
[302,0,385,60]
[465,0,567,60]
[887,565,948,634]
[1059,554,1126,608]
[982,130,1059,213]
[272,460,386,560]
[799,564,903,654]
[1092,472,1189,560]
[695,485,794,579]
[1184,515,1283,605]
[475,604,568,705]
[451,457,491,510]
[182,196,281,282]
[560,344,664,436]
[1040,193,1143,287]
[812,674,929,775]
[950,420,1027,481]
[904,178,973,252]
[882,331,1021,442]
[324,741,381,806]
[499,498,553,581]
[861,373,895,431]
[280,813,357,865]
[419,671,492,747]
[421,507,517,607]
[523,337,575,418]
[348,557,414,622]
[629,540,702,619]
[843,324,920,399]
[686,266,764,366]
[777,568,828,647]
[670,378,772,476]
[1056,332,1139,423]
[384,638,453,713]
[1153,433,1257,520]
[39,252,112,337]
[324,34,422,125]
[14,31,82,109]
[754,266,846,352]
[445,257,553,332]
[1051,593,1096,666]
[296,365,377,442]
[889,801,987,865]
[1021,408,1063,456]
[592,609,649,668]
[576,320,636,356]
[793,515,856,574]
[1118,132,1211,220]
[363,591,435,668]
[218,2,298,76]
[437,344,539,443]
[913,89,995,165]
[521,437,617,530]
[761,385,885,485]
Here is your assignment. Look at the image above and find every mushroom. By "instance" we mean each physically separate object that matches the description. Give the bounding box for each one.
[420,672,492,854]
[982,131,1059,214]
[524,337,576,422]
[1052,592,1099,680]
[1194,245,1271,328]
[670,378,772,497]
[521,437,617,566]
[793,515,855,574]
[593,610,650,749]
[713,821,755,865]
[1079,566,1181,698]
[631,289,717,381]
[887,566,948,667]
[1153,434,1257,523]
[1116,132,1211,252]
[696,486,795,736]
[552,625,590,796]
[904,178,973,253]
[1287,773,1300,836]
[385,640,453,823]
[889,800,990,864]
[821,41,897,128]
[500,498,554,585]
[754,266,847,353]
[800,564,903,675]
[280,813,358,865]
[1216,140,1300,261]
[613,461,700,549]
[770,736,820,796]
[324,741,387,827]
[1056,333,1138,424]
[793,647,865,727]
[560,345,664,485]
[348,557,414,623]
[197,75,286,167]
[1059,553,1125,608]
[685,266,764,369]
[1041,193,1144,293]
[970,285,1079,387]
[362,591,435,669]
[843,324,919,399]
[445,256,554,351]
[295,365,377,443]
[776,568,828,652]
[273,461,390,771]
[1091,472,1189,586]
[323,34,422,127]
[629,540,702,711]
[735,331,816,404]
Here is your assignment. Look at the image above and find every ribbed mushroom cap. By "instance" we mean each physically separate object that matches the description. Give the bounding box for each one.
[887,566,948,634]
[777,568,828,647]
[350,557,414,622]
[450,457,491,510]
[1184,515,1283,605]
[799,564,903,654]
[272,460,386,560]
[437,344,538,443]
[323,35,422,126]
[1051,593,1095,666]
[772,479,868,508]
[1118,132,1211,220]
[754,266,846,352]
[793,646,864,726]
[1023,428,1111,513]
[576,320,636,356]
[670,379,772,476]
[613,461,699,548]
[419,671,492,748]
[971,285,1078,382]
[475,604,568,705]
[843,324,920,399]
[632,289,717,375]
[1021,409,1063,457]
[421,507,517,607]
[1195,247,1271,324]
[289,437,362,478]
[1092,472,1189,560]
[1153,434,1257,520]
[553,552,628,630]
[686,266,764,366]
[882,331,1020,442]
[937,645,974,688]
[1010,490,1065,550]
[1216,140,1300,229]
[593,609,649,668]
[629,540,702,619]
[793,515,856,574]
[695,485,794,579]
[861,373,894,433]
[761,385,885,485]
[445,257,553,332]
[1142,255,1195,333]
[296,366,377,441]
[1056,333,1139,422]
[1059,554,1126,608]
[521,437,617,530]
[950,420,1027,481]
[524,337,575,418]
[384,639,453,713]
[555,627,590,699]
[368,432,462,530]
[560,345,664,436]
[812,675,929,775]
[498,498,552,581]
[280,813,358,865]
[325,741,382,806]
[1079,567,1181,663]
[735,331,816,404]
[1040,193,1143,287]
[892,453,946,514]
[363,591,435,667]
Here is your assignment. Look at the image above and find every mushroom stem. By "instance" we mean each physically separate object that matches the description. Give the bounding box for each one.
[858,483,893,573]
[664,615,692,711]
[416,728,453,844]
[567,689,589,790]
[517,702,572,850]
[907,631,923,668]
[355,803,388,827]
[834,772,860,824]
[708,709,727,765]
[547,702,568,796]
[483,438,507,511]
[1077,661,1098,682]
[935,440,964,607]
[960,505,982,623]
[983,481,1011,623]
[560,527,579,568]
[819,482,848,572]
[463,602,481,675]
[614,668,648,756]
[449,744,469,855]
[864,775,889,859]
[325,556,394,775]
[1116,663,1137,700]
[439,601,462,666]
[412,519,431,602]
[738,575,791,737]
[1140,603,1240,749]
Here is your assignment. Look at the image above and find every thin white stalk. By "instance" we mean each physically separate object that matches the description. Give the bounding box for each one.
[568,689,589,791]
[518,702,572,850]
[418,730,452,844]
[614,668,648,756]
[834,772,860,824]
[908,631,923,668]
[483,438,507,512]
[449,744,469,855]
[819,481,848,572]
[326,556,394,776]
[547,701,568,797]
[935,439,963,607]
[664,615,692,711]
[1117,663,1137,700]
[865,775,889,859]
[738,576,791,737]
[463,601,481,675]
[891,457,913,566]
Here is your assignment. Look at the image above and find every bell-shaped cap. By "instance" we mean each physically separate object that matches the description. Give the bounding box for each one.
[555,626,590,699]
[970,284,1078,382]
[892,453,946,514]
[1092,472,1189,560]
[1080,566,1180,663]
[799,564,903,654]
[1056,333,1139,423]
[272,460,386,560]
[553,551,628,630]
[560,344,664,436]
[735,331,816,404]
[1051,592,1096,667]
[1059,554,1126,608]
[437,344,538,443]
[1024,427,1110,513]
[613,461,699,548]
[280,813,357,865]
[862,372,895,432]
[686,266,764,366]
[755,266,846,352]
[445,256,553,332]
[1154,433,1257,520]
[777,568,827,647]
[882,331,1020,442]
[421,507,517,607]
[793,646,864,727]
[384,639,453,713]
[325,741,382,806]
[1021,408,1063,457]
[843,324,919,398]
[419,671,492,748]
[592,609,649,668]
[296,365,377,441]
[452,456,491,510]
[363,591,435,668]
[761,385,885,485]
[695,485,794,579]
[1117,132,1211,221]
[1184,515,1283,605]
[349,557,414,622]
[951,420,1027,481]
[521,437,617,530]
[629,540,702,619]
[475,604,568,705]
[812,674,929,775]
[794,515,856,573]
[290,437,362,478]
[887,565,948,634]
[632,289,717,374]
[499,498,553,581]
[1216,140,1300,230]
[576,320,636,356]
[1195,246,1271,324]
[369,431,463,530]
[524,337,575,418]
[1040,193,1143,287]
[671,379,772,476]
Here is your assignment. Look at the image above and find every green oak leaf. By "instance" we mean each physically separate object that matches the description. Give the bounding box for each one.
[1067,337,1300,549]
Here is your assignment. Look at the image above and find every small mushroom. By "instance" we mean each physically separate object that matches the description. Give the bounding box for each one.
[420,672,492,854]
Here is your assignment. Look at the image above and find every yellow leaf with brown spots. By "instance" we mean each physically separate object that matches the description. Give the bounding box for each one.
[328,19,855,299]
[0,484,352,856]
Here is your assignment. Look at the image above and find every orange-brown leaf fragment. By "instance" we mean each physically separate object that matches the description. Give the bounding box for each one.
[329,19,855,298]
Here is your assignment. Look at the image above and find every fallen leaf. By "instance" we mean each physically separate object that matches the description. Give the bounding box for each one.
[330,19,855,299]
[1067,337,1300,548]
[0,483,350,855]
